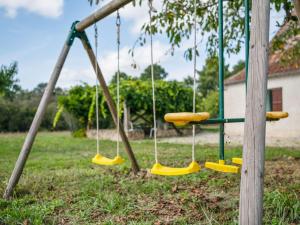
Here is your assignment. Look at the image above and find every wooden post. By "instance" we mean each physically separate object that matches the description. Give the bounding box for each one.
[123,100,131,133]
[239,0,270,224]
[80,38,140,174]
[3,44,71,200]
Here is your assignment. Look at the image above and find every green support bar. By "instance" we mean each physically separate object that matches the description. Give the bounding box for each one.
[218,0,225,161]
[197,118,245,125]
[245,0,250,89]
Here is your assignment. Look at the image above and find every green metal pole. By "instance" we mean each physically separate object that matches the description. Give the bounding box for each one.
[245,0,250,89]
[218,0,225,161]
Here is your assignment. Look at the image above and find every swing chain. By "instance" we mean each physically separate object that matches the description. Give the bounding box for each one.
[192,0,198,162]
[94,23,98,51]
[148,0,158,164]
[94,22,100,155]
[116,10,121,156]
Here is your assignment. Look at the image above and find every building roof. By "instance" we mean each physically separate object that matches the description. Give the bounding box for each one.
[225,22,300,85]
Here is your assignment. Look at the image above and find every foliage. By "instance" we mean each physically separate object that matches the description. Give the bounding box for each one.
[117,79,194,126]
[183,75,195,86]
[0,62,21,99]
[71,128,87,138]
[110,71,134,84]
[140,64,168,80]
[133,0,297,60]
[198,55,230,97]
[271,20,300,69]
[88,0,298,61]
[198,91,219,118]
[228,60,245,77]
[54,84,108,131]
[0,84,68,132]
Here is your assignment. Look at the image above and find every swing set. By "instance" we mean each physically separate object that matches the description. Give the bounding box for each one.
[3,0,289,199]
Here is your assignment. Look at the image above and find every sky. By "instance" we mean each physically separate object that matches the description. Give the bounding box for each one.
[0,0,285,90]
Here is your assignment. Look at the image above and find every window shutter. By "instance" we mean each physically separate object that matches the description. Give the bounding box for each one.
[271,88,282,111]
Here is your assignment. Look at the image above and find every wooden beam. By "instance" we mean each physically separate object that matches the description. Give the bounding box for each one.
[3,44,71,200]
[80,38,140,174]
[239,0,270,224]
[76,0,133,32]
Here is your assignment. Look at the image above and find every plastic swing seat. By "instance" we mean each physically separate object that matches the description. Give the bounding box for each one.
[231,112,289,166]
[150,161,200,176]
[150,112,208,176]
[232,157,243,165]
[266,111,288,120]
[92,154,125,166]
[164,112,210,126]
[205,160,240,173]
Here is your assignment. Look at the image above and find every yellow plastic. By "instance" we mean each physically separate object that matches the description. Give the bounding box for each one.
[164,112,210,126]
[266,111,288,120]
[92,154,124,166]
[232,157,243,165]
[205,160,240,173]
[150,161,200,176]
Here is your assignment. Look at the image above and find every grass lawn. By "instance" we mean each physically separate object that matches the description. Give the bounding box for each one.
[0,132,299,225]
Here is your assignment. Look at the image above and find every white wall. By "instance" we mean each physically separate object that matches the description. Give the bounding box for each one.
[224,74,300,138]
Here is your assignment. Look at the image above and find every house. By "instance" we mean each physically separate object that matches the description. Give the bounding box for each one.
[224,23,300,139]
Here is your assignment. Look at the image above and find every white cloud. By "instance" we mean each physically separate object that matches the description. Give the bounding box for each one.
[58,67,95,88]
[56,40,171,88]
[99,40,170,80]
[0,0,63,18]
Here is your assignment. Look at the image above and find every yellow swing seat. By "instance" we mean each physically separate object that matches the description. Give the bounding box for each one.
[205,160,240,173]
[164,112,210,126]
[150,161,200,176]
[231,112,289,166]
[232,157,243,165]
[92,154,125,166]
[266,111,288,120]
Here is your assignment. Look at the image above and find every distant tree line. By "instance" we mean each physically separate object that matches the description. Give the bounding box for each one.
[0,59,244,135]
[0,62,69,132]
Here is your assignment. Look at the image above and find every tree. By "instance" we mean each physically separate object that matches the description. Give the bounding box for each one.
[228,60,245,77]
[0,62,21,99]
[198,55,230,97]
[140,64,168,80]
[53,84,110,136]
[110,71,133,84]
[88,0,297,60]
[183,75,195,86]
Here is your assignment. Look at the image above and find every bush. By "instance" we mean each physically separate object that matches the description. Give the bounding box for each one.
[71,128,87,138]
[198,91,219,118]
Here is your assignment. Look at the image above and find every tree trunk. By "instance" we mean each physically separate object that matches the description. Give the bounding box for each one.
[295,0,300,21]
[239,0,270,224]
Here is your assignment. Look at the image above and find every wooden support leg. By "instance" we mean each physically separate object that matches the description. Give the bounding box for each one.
[239,0,270,224]
[3,44,71,200]
[80,38,140,174]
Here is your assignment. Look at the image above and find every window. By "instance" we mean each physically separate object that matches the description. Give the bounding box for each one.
[267,88,283,111]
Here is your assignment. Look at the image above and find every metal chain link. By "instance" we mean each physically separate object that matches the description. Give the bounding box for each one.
[116,10,121,156]
[94,22,100,155]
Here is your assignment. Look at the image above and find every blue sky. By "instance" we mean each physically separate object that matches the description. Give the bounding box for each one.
[0,0,285,90]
